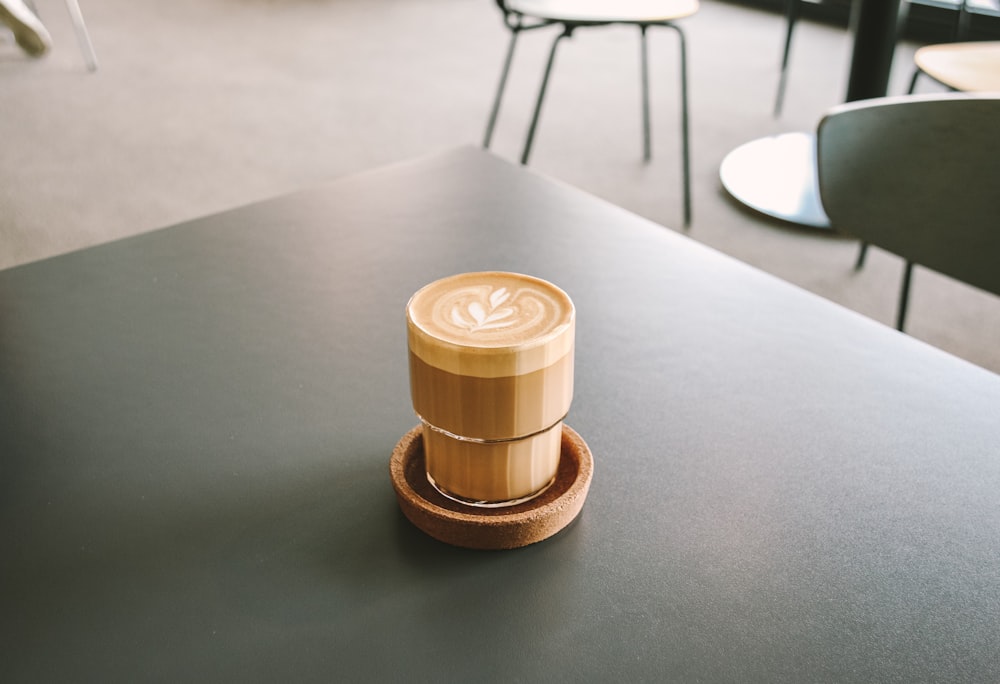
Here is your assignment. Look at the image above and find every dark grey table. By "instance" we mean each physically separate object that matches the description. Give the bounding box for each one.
[2,147,998,683]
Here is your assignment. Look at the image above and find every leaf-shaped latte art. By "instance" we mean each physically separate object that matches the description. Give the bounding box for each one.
[448,287,522,333]
[476,307,515,331]
[490,287,510,309]
[425,278,563,345]
[450,306,469,328]
[468,301,486,325]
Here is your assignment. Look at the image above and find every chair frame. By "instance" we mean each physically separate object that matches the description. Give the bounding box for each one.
[854,36,967,316]
[857,37,1000,276]
[63,0,96,71]
[25,0,97,71]
[483,0,692,227]
[817,93,1000,332]
[774,0,981,116]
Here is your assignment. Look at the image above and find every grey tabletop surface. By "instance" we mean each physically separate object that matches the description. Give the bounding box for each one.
[2,147,998,683]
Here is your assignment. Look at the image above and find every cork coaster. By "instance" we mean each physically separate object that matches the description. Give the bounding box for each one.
[390,424,594,550]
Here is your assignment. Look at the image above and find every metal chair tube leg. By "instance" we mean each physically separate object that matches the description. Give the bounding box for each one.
[894,0,912,45]
[896,260,914,331]
[955,0,972,40]
[775,0,801,117]
[640,25,651,162]
[521,26,571,166]
[484,25,521,149]
[665,24,692,228]
[855,242,869,270]
[64,0,98,72]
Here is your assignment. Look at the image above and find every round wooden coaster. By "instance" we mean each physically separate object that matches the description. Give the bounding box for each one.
[390,424,594,550]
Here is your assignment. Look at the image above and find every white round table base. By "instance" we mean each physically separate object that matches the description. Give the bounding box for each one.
[720,131,831,230]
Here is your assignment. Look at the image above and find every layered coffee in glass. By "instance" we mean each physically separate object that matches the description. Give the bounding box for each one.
[407,272,575,507]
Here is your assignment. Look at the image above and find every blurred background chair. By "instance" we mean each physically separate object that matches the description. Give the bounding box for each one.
[774,0,999,116]
[24,0,97,70]
[907,39,1000,91]
[62,0,96,71]
[482,0,698,226]
[816,93,1000,331]
[775,0,837,117]
[846,39,1000,270]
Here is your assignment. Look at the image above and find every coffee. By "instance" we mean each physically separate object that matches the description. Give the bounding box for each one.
[422,420,564,505]
[408,351,573,440]
[407,272,575,506]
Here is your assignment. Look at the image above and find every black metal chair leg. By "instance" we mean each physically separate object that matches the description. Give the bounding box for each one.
[521,26,572,166]
[896,260,914,331]
[956,0,972,40]
[775,0,801,117]
[484,24,522,149]
[894,0,911,46]
[663,23,692,228]
[678,28,691,227]
[855,242,869,270]
[640,25,651,162]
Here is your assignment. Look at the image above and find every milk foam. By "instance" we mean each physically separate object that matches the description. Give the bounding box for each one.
[407,272,574,378]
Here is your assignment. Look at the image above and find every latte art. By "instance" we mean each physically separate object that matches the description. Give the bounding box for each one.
[439,284,553,341]
[449,286,518,333]
[408,272,574,378]
[413,274,571,348]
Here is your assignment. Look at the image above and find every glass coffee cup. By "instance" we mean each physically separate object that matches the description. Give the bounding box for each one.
[406,272,575,507]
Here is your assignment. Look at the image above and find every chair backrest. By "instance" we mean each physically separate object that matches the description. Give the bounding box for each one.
[816,93,1000,297]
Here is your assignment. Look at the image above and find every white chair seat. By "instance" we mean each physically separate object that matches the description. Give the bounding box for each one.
[914,41,1000,91]
[506,0,698,24]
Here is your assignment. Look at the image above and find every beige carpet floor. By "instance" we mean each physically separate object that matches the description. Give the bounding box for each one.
[2,0,998,372]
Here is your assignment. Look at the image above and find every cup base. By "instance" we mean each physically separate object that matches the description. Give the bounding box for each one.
[390,424,594,550]
[426,472,556,509]
[421,419,564,505]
